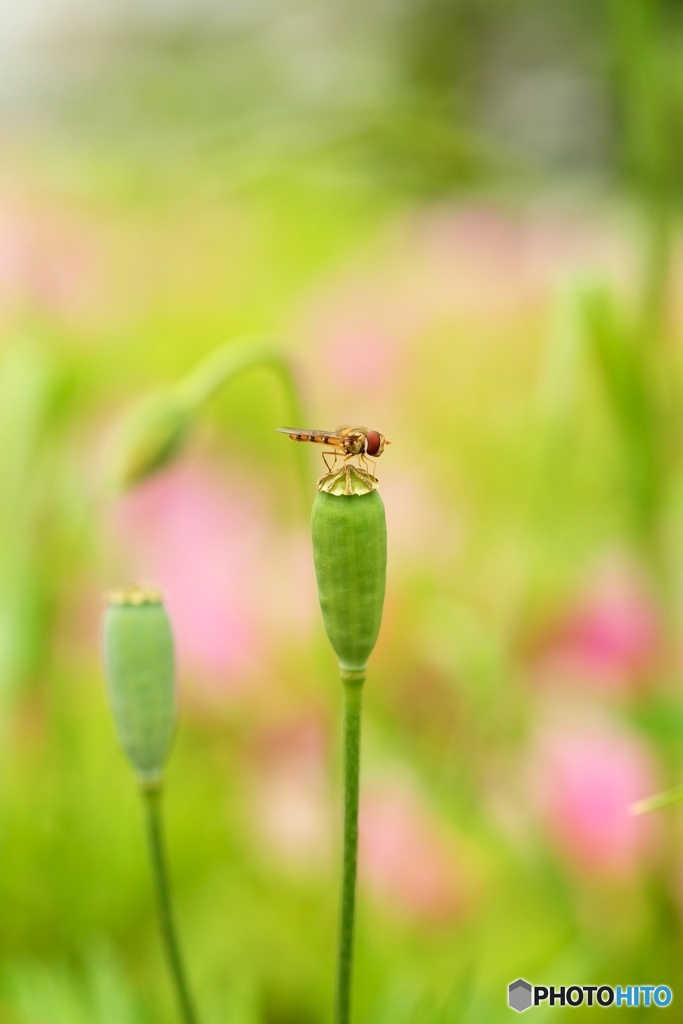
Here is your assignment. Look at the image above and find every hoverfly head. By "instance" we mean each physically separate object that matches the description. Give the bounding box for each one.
[365,430,390,457]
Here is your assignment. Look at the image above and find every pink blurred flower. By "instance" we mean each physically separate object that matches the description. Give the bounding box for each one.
[299,277,418,401]
[359,778,466,924]
[249,734,473,916]
[409,203,635,319]
[529,719,660,878]
[109,460,315,699]
[248,711,332,869]
[378,472,462,567]
[530,561,661,693]
[0,195,101,324]
[294,202,636,436]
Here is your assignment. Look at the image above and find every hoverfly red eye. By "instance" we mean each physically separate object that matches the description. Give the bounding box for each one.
[365,431,381,456]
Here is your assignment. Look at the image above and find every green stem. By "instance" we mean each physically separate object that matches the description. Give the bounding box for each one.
[177,335,308,497]
[631,784,683,816]
[142,786,200,1024]
[178,336,304,423]
[336,677,364,1024]
[608,0,673,340]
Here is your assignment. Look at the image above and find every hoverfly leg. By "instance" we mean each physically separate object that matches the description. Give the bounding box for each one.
[323,449,341,473]
[359,453,377,480]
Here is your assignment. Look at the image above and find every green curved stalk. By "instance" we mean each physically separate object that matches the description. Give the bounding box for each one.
[336,675,364,1024]
[142,786,200,1024]
[179,336,309,498]
[631,784,683,816]
[178,336,303,420]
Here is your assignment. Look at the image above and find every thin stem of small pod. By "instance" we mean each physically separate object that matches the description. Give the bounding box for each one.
[141,786,200,1024]
[336,673,364,1024]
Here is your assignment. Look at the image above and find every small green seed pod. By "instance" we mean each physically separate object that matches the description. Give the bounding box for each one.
[101,587,177,787]
[311,489,387,674]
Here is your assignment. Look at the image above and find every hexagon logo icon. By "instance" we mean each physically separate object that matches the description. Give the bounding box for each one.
[508,979,533,1012]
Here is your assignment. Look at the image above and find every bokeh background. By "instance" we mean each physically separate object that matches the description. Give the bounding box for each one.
[2,1,683,1021]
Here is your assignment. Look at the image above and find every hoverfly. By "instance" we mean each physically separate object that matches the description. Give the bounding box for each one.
[277,425,390,476]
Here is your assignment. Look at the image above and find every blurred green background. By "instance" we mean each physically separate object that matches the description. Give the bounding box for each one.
[2,1,683,1020]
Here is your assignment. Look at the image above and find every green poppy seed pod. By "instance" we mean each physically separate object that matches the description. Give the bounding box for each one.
[101,587,177,787]
[311,490,387,674]
[108,390,193,489]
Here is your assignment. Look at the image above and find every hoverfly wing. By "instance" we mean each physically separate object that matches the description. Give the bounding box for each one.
[277,427,306,437]
[276,427,344,446]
